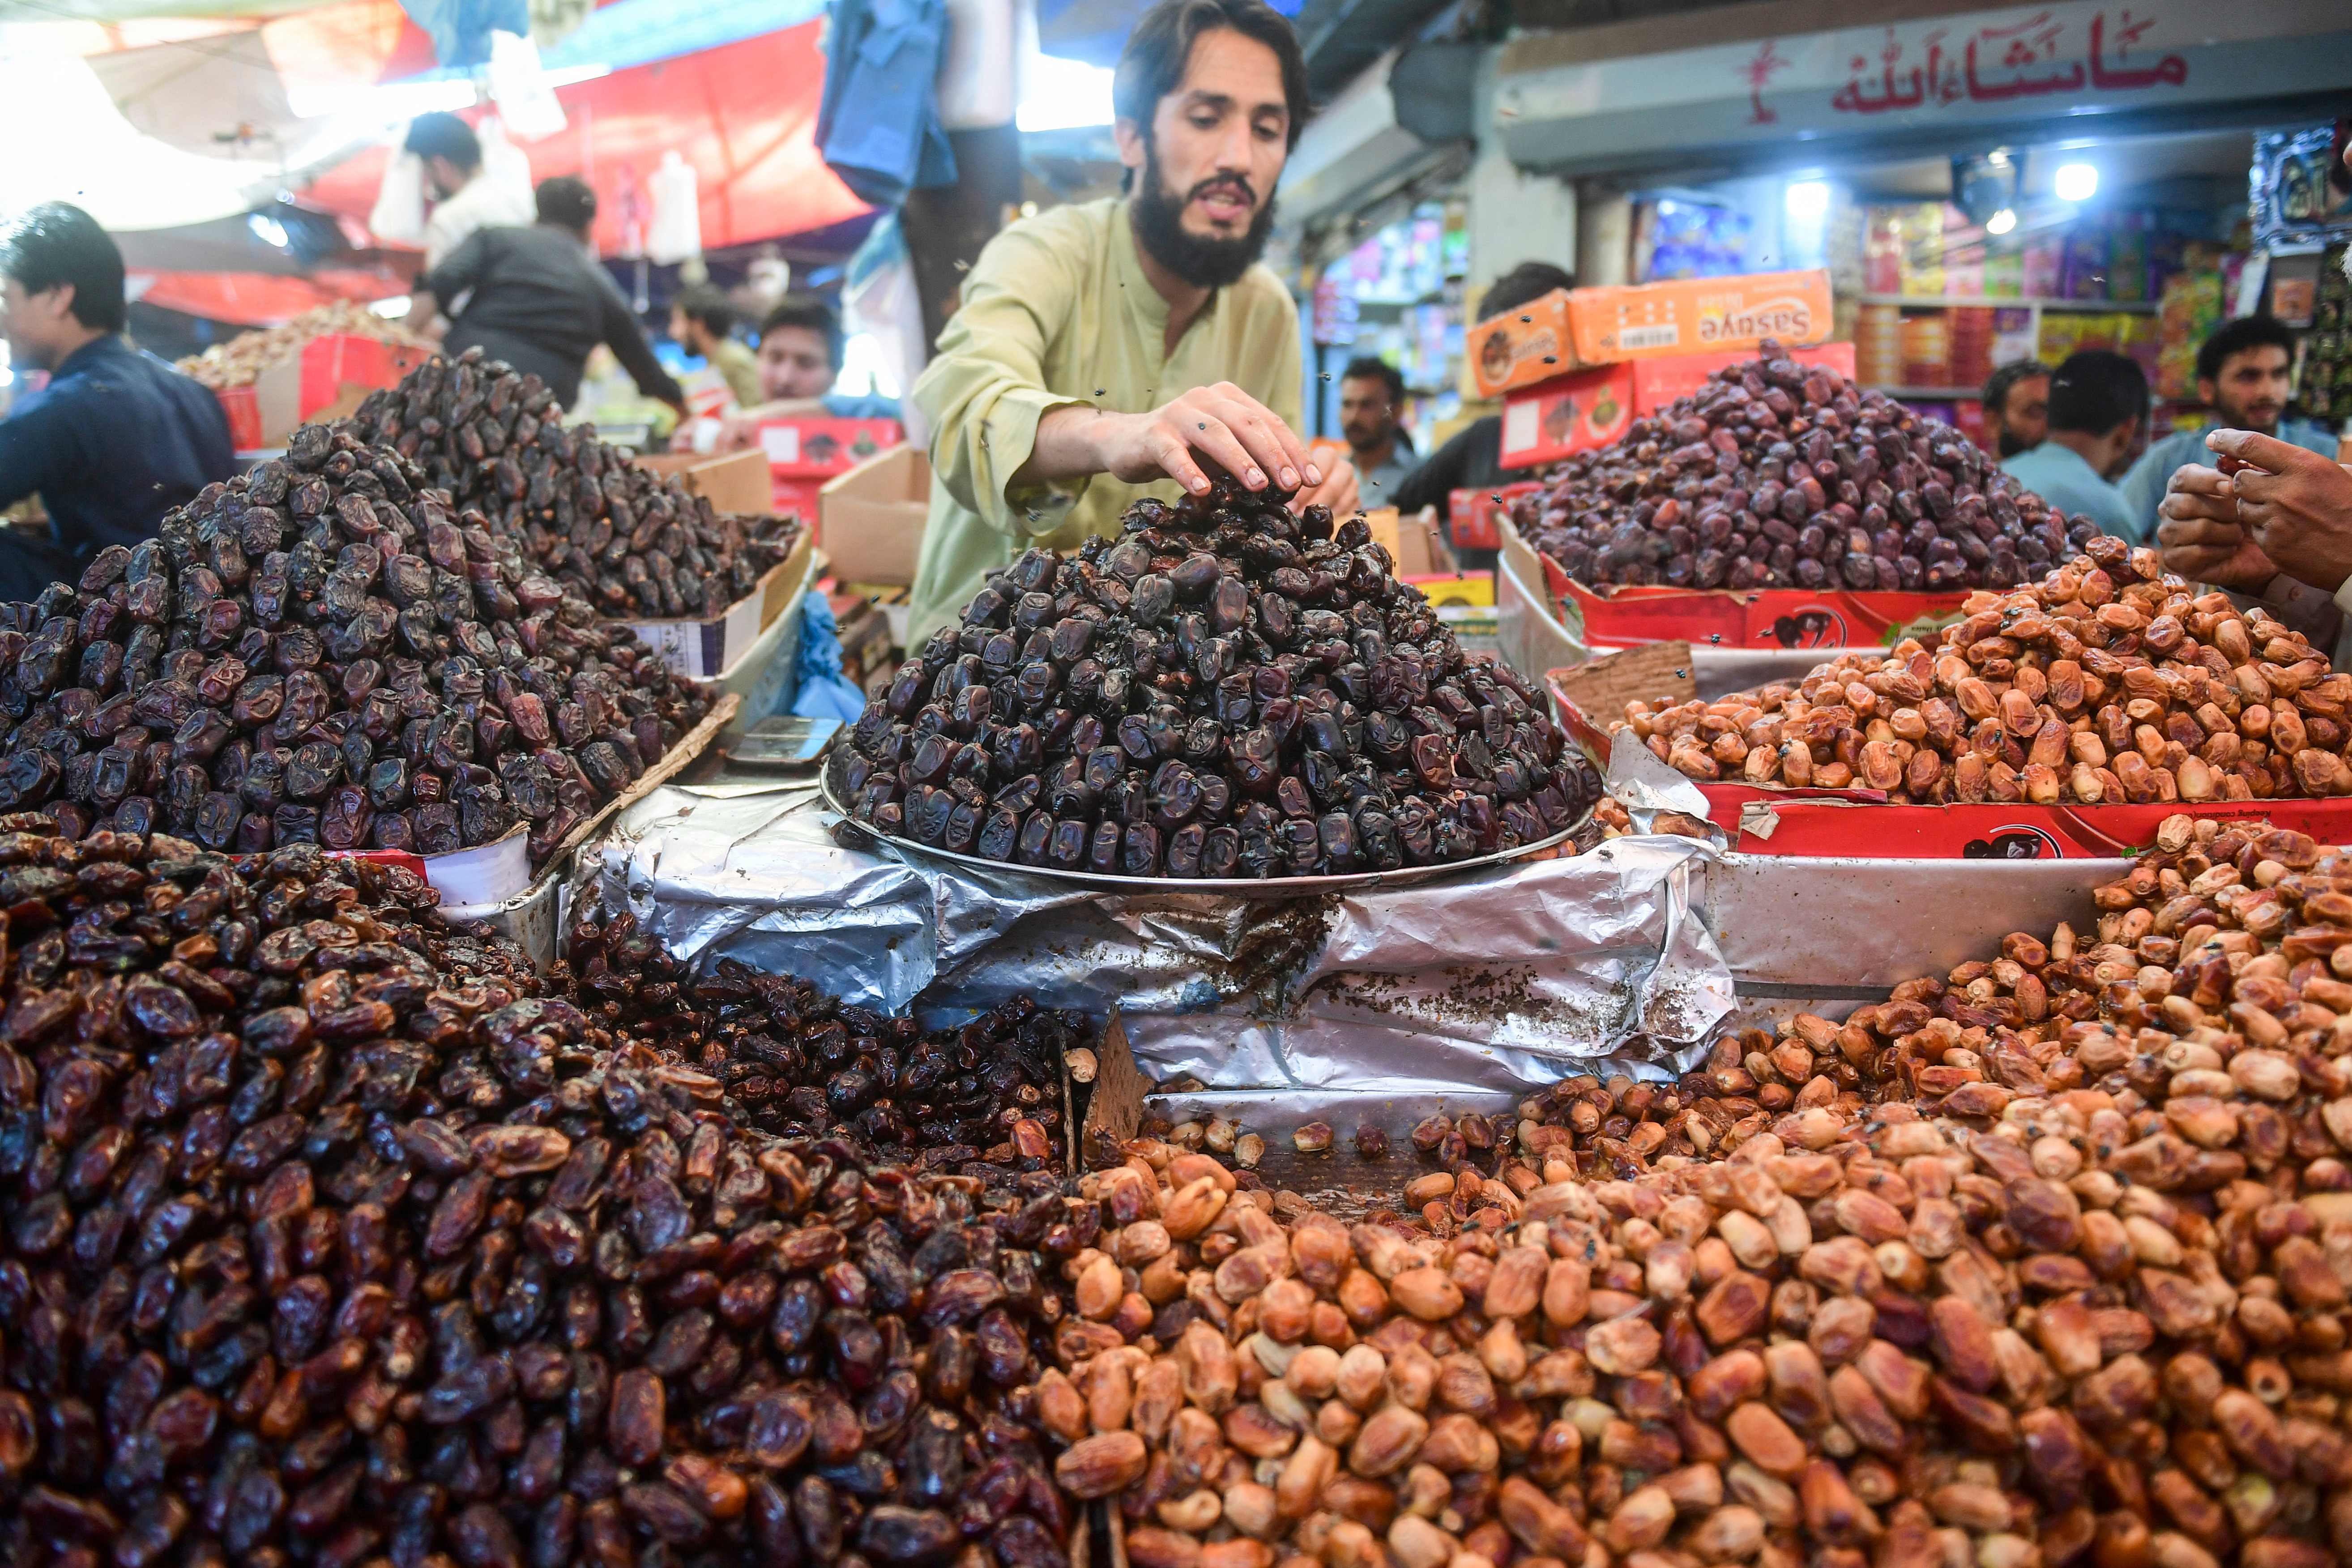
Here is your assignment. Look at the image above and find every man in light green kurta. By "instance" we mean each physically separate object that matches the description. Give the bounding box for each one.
[906,0,1356,644]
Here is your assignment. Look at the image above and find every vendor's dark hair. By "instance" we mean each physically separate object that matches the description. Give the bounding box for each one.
[536,177,597,235]
[2049,350,2148,436]
[1981,357,2051,415]
[2196,315,2297,385]
[1114,0,1310,157]
[674,285,736,338]
[760,296,845,371]
[1341,356,1404,404]
[0,202,124,333]
[1477,261,1575,324]
[404,111,482,172]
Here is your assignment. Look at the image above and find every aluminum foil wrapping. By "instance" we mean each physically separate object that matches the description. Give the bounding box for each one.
[586,780,1733,1094]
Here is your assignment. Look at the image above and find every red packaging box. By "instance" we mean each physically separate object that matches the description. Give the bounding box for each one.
[1628,342,1857,414]
[298,334,434,421]
[1447,481,1542,552]
[216,386,264,452]
[1498,363,1635,468]
[757,417,903,518]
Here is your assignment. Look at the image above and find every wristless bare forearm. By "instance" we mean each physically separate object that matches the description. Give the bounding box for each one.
[1011,405,1118,489]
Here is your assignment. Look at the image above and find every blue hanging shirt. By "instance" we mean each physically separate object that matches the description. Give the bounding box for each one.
[815,0,957,207]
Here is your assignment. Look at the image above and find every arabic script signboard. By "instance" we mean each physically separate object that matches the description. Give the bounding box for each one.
[1496,0,2352,173]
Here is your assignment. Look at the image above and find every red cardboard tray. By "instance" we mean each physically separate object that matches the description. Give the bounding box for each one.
[217,385,264,452]
[1543,654,2352,859]
[758,416,904,520]
[299,334,433,421]
[1447,481,1542,552]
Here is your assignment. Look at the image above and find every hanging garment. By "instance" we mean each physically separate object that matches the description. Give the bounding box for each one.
[815,0,956,207]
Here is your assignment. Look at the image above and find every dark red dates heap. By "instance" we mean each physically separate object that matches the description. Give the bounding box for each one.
[1518,339,2103,593]
[0,420,711,870]
[346,349,799,621]
[0,821,1076,1568]
[844,478,1596,879]
[566,906,1080,1164]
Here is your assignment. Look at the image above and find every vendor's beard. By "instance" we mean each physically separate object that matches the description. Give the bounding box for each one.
[1131,149,1277,291]
[1996,430,2031,458]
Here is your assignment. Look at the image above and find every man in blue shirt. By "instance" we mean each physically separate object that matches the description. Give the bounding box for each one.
[2119,316,2337,541]
[713,297,901,451]
[2001,350,2145,540]
[0,202,231,602]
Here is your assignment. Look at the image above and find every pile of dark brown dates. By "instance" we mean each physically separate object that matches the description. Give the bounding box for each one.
[1517,339,2102,592]
[345,349,799,620]
[567,906,1079,1162]
[842,479,1597,878]
[0,820,1076,1568]
[0,420,709,869]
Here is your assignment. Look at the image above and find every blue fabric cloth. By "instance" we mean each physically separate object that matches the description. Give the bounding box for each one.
[821,391,904,423]
[2117,418,2340,543]
[815,0,956,207]
[0,336,232,595]
[399,0,529,68]
[2002,440,2140,542]
[790,590,868,720]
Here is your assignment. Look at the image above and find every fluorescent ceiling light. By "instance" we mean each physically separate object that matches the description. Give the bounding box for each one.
[285,77,478,122]
[1784,180,1831,220]
[1984,207,2017,236]
[371,295,414,318]
[1018,54,1114,132]
[539,64,611,89]
[247,212,289,248]
[2053,162,2098,202]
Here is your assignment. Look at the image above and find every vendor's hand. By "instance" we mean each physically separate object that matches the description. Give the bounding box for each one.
[1296,457,1357,518]
[1091,382,1317,497]
[2156,474,2275,594]
[2207,428,2352,594]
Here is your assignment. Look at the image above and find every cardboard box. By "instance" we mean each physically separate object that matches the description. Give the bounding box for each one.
[1629,341,1857,413]
[1498,362,1635,469]
[760,416,903,518]
[1447,481,1542,552]
[298,335,433,423]
[1569,269,1834,364]
[819,444,929,588]
[632,448,773,516]
[1364,508,1449,578]
[626,531,813,678]
[217,385,264,452]
[1500,515,1969,652]
[1465,288,1582,398]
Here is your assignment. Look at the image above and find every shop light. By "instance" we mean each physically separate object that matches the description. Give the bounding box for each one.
[1784,180,1831,221]
[370,295,414,318]
[285,77,478,122]
[1984,208,2017,236]
[247,212,289,248]
[1018,54,1114,132]
[2053,162,2099,202]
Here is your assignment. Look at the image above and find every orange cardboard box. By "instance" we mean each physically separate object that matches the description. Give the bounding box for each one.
[1497,362,1635,469]
[1569,269,1833,363]
[1465,288,1582,398]
[1630,341,1857,413]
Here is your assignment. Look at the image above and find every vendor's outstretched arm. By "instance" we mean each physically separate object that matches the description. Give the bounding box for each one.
[1020,385,1318,497]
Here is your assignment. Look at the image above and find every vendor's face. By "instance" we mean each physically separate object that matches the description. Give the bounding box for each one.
[1339,376,1398,453]
[1993,374,2049,456]
[2202,345,2291,433]
[423,155,467,202]
[758,325,835,401]
[1117,27,1289,282]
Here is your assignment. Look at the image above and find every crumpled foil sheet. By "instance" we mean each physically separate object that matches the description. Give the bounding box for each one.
[585,781,1733,1094]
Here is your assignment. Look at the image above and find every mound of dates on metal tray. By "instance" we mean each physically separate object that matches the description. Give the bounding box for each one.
[566,904,1080,1163]
[1518,339,2100,592]
[346,348,799,620]
[843,479,1597,878]
[0,820,1075,1568]
[0,420,710,868]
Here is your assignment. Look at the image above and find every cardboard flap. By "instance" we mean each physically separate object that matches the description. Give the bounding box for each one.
[1082,1009,1149,1152]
